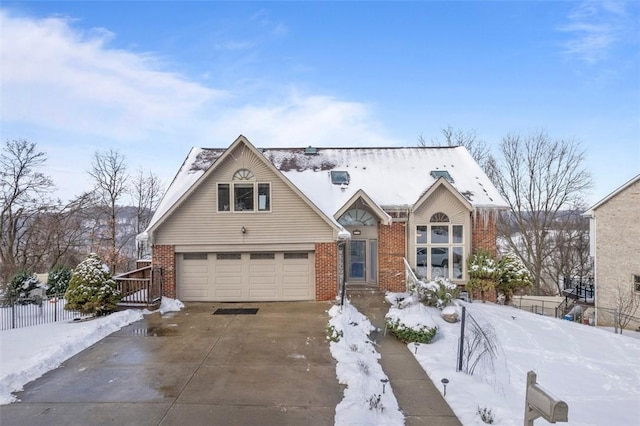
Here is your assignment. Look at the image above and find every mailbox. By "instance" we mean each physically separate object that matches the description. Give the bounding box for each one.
[525,371,569,425]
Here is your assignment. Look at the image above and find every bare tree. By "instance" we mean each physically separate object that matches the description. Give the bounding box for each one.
[489,131,592,294]
[88,149,128,274]
[614,287,640,334]
[0,139,54,285]
[130,168,162,259]
[419,126,491,170]
[543,209,592,293]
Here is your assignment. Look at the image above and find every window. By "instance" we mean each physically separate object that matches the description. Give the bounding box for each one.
[217,169,271,213]
[331,171,350,185]
[634,275,640,292]
[183,253,208,260]
[218,184,230,211]
[250,253,275,260]
[258,183,270,211]
[234,183,254,211]
[338,208,376,226]
[217,253,241,260]
[430,170,454,183]
[415,214,464,281]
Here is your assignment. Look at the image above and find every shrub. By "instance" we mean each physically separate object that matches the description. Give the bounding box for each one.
[467,250,497,302]
[420,278,460,309]
[385,317,437,344]
[64,253,121,316]
[7,269,43,301]
[326,324,343,343]
[477,406,494,424]
[495,255,531,304]
[47,265,72,295]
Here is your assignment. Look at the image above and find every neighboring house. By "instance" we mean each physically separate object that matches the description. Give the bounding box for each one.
[584,174,640,330]
[137,135,507,302]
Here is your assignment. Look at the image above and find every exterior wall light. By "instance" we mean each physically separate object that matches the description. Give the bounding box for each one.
[241,226,246,234]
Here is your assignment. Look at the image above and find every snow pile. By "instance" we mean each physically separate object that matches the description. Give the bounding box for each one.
[0,309,143,404]
[327,302,404,425]
[159,296,185,315]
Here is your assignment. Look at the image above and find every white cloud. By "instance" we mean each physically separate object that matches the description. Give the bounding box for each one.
[557,0,633,64]
[0,11,224,141]
[0,10,398,201]
[204,91,399,148]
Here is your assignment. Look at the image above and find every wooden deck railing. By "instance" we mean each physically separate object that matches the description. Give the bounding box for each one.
[114,266,163,307]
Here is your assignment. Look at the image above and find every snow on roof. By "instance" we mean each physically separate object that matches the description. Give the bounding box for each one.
[262,146,507,216]
[146,143,507,234]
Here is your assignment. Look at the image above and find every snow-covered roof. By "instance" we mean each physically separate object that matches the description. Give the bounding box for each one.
[145,140,507,237]
[264,146,507,214]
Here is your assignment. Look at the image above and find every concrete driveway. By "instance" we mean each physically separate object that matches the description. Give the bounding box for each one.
[0,302,341,425]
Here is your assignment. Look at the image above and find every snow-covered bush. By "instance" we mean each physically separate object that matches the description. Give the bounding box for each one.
[466,250,497,302]
[46,265,72,295]
[64,253,121,316]
[6,269,44,301]
[495,255,531,304]
[385,317,438,344]
[419,278,460,309]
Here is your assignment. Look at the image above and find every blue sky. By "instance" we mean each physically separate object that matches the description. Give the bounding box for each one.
[1,1,638,205]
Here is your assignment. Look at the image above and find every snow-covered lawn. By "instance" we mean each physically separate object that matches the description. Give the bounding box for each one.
[0,297,184,405]
[383,294,640,425]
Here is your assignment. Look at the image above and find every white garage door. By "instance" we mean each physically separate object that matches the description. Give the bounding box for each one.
[178,252,314,302]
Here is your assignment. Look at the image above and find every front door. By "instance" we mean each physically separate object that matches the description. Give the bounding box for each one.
[348,240,366,281]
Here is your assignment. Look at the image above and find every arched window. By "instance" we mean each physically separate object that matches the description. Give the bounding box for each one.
[338,208,376,226]
[233,168,255,181]
[430,212,449,223]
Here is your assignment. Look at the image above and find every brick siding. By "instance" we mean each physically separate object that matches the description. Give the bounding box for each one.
[315,242,338,301]
[153,245,176,299]
[470,210,498,302]
[379,222,406,293]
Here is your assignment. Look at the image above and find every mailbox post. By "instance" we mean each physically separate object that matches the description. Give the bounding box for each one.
[524,371,569,426]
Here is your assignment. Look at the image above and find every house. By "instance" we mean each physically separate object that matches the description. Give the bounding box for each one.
[137,135,507,302]
[584,174,640,330]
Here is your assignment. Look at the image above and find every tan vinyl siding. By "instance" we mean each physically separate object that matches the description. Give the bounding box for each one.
[154,145,335,245]
[409,185,472,276]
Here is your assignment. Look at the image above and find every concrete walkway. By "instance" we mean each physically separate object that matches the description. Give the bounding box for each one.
[348,289,462,426]
[0,302,341,426]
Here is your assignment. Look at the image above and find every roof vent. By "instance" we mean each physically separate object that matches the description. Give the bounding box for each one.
[430,170,454,183]
[304,146,318,155]
[331,170,350,185]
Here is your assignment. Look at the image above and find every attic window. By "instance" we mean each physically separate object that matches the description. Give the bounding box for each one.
[331,171,350,185]
[233,169,254,181]
[430,170,454,183]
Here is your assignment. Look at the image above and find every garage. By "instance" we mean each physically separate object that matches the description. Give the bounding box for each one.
[177,252,315,302]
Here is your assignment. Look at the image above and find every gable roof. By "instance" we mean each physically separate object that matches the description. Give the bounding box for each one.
[584,173,640,217]
[334,189,392,226]
[145,136,344,241]
[143,136,508,240]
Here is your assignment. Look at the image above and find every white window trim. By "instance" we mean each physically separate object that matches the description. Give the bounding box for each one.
[217,181,271,213]
[415,223,465,281]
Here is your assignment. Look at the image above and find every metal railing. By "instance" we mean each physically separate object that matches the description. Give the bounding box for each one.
[403,258,421,295]
[511,296,564,317]
[0,293,85,330]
